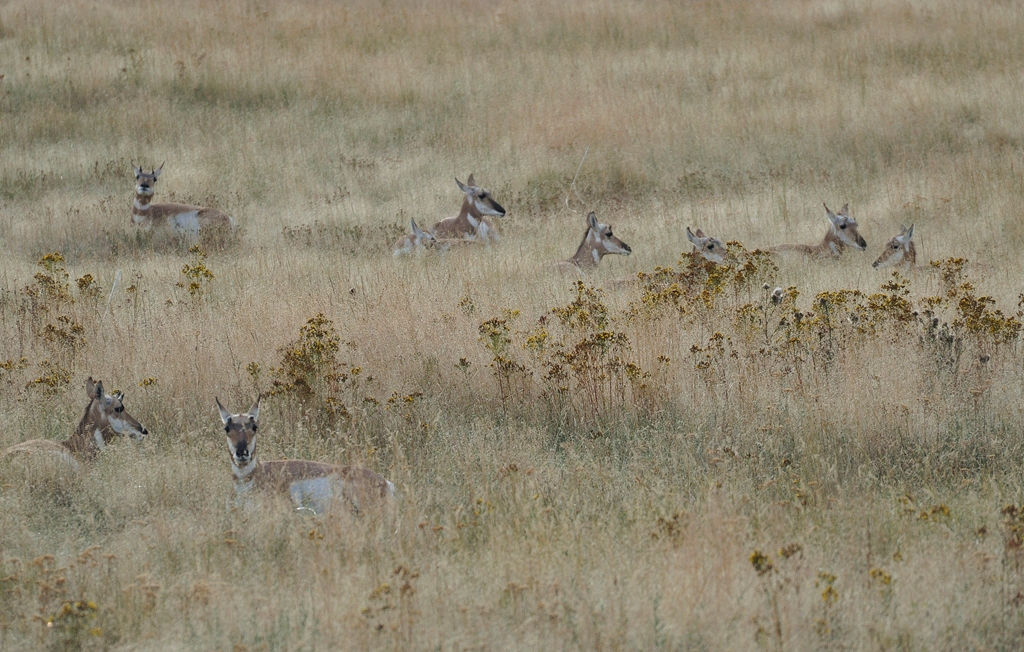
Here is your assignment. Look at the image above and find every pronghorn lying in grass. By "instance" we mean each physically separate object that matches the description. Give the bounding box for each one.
[393,218,438,256]
[430,175,506,244]
[393,218,475,256]
[1,377,148,471]
[132,164,235,238]
[554,212,632,274]
[686,227,729,263]
[873,224,916,269]
[771,203,867,257]
[217,397,394,514]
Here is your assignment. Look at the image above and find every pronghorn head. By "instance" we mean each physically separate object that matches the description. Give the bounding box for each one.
[83,376,148,442]
[686,227,728,263]
[873,224,915,268]
[575,211,631,267]
[217,396,261,469]
[824,203,867,250]
[456,174,506,218]
[410,218,436,247]
[133,163,164,197]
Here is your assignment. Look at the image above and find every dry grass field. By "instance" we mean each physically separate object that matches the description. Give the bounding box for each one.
[2,0,1024,649]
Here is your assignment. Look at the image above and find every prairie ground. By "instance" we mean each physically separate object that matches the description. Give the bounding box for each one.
[2,0,1024,649]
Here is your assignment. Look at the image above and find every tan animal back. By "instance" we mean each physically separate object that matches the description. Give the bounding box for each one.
[1,377,147,468]
[430,174,506,243]
[132,164,235,238]
[217,397,394,514]
[771,203,867,257]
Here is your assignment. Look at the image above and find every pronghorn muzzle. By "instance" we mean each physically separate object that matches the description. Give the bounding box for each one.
[233,440,251,464]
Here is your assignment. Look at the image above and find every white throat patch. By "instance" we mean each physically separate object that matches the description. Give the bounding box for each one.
[233,458,257,480]
[93,428,106,451]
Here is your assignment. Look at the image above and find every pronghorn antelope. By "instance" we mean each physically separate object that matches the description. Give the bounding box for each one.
[430,175,506,244]
[873,224,916,269]
[0,377,148,471]
[771,203,867,257]
[132,164,235,238]
[393,219,473,256]
[393,218,438,256]
[554,211,632,274]
[686,227,729,263]
[217,397,394,514]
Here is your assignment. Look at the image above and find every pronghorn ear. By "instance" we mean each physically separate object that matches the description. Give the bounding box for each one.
[839,203,849,216]
[901,224,915,242]
[466,173,476,187]
[587,212,598,230]
[154,163,164,178]
[686,227,698,245]
[694,229,706,238]
[455,178,470,194]
[85,377,97,399]
[824,204,839,223]
[133,165,142,178]
[216,398,232,425]
[247,396,261,422]
[411,218,426,238]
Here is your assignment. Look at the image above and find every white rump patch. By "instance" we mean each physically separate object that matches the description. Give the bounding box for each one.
[289,477,337,515]
[171,210,202,237]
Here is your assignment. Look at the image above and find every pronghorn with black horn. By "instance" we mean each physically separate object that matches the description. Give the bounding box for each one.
[873,224,916,269]
[132,163,235,238]
[430,174,506,244]
[554,211,632,274]
[770,203,867,258]
[686,227,730,263]
[217,397,394,514]
[1,377,148,471]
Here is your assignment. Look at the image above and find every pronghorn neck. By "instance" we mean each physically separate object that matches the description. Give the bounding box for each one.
[132,190,155,225]
[232,457,261,494]
[457,195,483,232]
[570,228,605,269]
[65,398,110,459]
[820,226,847,255]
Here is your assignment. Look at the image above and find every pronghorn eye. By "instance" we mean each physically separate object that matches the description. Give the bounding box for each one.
[708,244,714,250]
[893,243,899,248]
[114,406,124,413]
[839,224,847,229]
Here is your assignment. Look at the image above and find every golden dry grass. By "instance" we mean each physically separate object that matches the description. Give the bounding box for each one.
[2,0,1024,649]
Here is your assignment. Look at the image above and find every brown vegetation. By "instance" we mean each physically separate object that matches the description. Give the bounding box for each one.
[2,0,1024,649]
